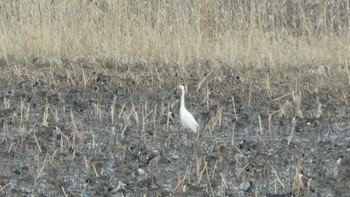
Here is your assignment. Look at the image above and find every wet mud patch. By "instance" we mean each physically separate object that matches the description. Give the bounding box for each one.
[0,60,349,196]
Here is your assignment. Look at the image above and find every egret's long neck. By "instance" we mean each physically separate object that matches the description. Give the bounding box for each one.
[181,89,185,109]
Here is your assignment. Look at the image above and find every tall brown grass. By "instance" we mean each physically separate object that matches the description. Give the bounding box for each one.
[1,0,350,67]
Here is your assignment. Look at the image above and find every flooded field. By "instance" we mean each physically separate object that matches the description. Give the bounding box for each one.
[0,60,349,196]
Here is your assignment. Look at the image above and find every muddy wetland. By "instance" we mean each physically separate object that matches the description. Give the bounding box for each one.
[0,59,348,197]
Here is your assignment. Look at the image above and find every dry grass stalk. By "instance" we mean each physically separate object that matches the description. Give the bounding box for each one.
[0,182,11,192]
[266,74,272,97]
[93,103,102,122]
[92,163,99,177]
[152,103,157,143]
[231,122,236,146]
[82,68,87,89]
[32,132,42,153]
[271,166,286,190]
[111,96,116,126]
[197,70,213,92]
[42,100,49,127]
[19,99,24,124]
[293,161,304,192]
[70,110,80,147]
[205,161,214,197]
[35,154,50,180]
[287,117,297,146]
[292,91,303,118]
[231,96,238,121]
[205,84,210,112]
[51,107,59,123]
[25,104,30,122]
[174,167,188,193]
[258,114,263,135]
[84,156,89,170]
[248,83,252,108]
[219,172,228,189]
[131,99,139,124]
[61,186,68,197]
[268,113,272,134]
[3,98,10,109]
[196,158,207,185]
[315,97,322,119]
[206,106,222,134]
[346,60,350,85]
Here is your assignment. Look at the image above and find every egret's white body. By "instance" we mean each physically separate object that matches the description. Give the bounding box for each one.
[178,85,199,133]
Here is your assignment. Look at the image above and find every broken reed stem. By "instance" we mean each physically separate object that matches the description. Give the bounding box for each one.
[92,163,99,177]
[248,82,252,107]
[93,103,102,122]
[84,156,89,170]
[268,113,272,134]
[197,70,213,92]
[36,154,49,180]
[0,182,11,192]
[52,108,59,123]
[287,117,297,146]
[211,160,218,178]
[153,103,157,143]
[231,96,238,121]
[33,132,42,153]
[266,74,272,97]
[20,98,24,124]
[62,186,68,197]
[141,104,146,138]
[174,167,188,192]
[206,83,210,112]
[292,90,303,118]
[131,99,139,124]
[82,67,87,89]
[111,95,116,126]
[70,110,80,147]
[25,104,30,122]
[205,162,214,197]
[231,122,235,146]
[219,172,228,188]
[3,98,10,108]
[197,160,206,184]
[292,161,304,192]
[272,166,286,190]
[315,97,322,118]
[56,126,70,151]
[258,114,263,135]
[166,110,171,133]
[42,99,49,127]
[346,60,350,85]
[195,156,202,177]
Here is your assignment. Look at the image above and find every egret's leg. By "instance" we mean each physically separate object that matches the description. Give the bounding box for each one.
[186,130,191,147]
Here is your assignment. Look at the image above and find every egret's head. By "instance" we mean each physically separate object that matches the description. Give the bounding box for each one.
[178,85,185,93]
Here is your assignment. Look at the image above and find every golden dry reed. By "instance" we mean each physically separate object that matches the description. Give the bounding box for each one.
[1,0,350,66]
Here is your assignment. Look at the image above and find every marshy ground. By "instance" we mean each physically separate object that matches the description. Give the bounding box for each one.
[0,59,349,196]
[1,1,350,196]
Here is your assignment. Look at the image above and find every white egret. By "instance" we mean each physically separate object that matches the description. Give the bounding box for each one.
[178,85,199,133]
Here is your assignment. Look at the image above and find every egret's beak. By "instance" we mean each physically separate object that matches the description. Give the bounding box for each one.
[173,87,178,94]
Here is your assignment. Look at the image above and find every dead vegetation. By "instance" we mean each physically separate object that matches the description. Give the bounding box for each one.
[0,0,349,196]
[0,0,350,67]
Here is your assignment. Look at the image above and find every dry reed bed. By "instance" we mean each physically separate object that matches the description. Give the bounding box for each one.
[0,0,350,67]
